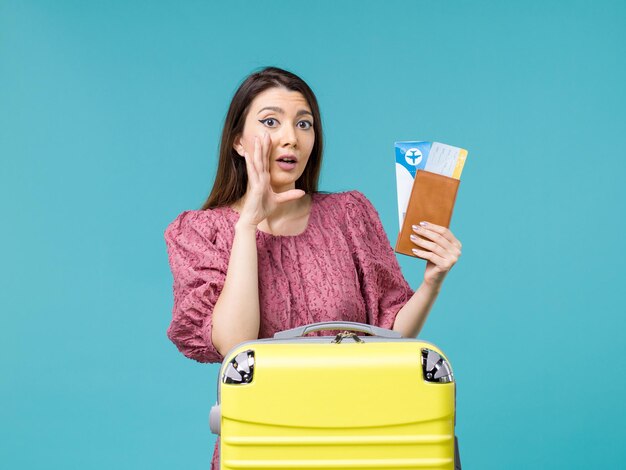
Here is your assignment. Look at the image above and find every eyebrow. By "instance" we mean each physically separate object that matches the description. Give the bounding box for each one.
[257,106,313,118]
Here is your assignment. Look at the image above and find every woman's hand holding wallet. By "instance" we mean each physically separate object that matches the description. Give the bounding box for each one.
[394,169,463,287]
[409,221,462,287]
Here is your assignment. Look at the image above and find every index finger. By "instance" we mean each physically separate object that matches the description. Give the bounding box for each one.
[262,131,271,172]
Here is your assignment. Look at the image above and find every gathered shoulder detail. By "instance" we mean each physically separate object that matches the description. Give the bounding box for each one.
[165,209,225,245]
[343,190,389,250]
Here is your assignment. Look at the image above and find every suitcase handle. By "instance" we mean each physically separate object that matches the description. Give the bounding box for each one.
[273,321,403,339]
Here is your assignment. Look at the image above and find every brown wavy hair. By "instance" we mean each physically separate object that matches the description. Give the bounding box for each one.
[201,67,324,210]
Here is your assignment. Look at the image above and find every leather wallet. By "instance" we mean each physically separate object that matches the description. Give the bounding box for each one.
[395,170,460,258]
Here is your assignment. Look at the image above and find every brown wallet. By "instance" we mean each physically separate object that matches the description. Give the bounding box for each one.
[395,170,460,258]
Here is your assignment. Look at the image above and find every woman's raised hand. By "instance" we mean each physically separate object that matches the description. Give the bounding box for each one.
[237,132,305,227]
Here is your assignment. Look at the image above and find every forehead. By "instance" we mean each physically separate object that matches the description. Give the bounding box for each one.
[249,87,311,113]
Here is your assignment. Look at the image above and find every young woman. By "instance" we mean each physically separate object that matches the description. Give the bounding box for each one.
[164,66,462,467]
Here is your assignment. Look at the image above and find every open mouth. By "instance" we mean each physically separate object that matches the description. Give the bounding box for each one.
[275,155,298,171]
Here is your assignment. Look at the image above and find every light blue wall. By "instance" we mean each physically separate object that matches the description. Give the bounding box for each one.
[1,1,625,468]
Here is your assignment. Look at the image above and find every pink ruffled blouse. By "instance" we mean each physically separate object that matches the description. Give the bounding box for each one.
[165,190,413,363]
[164,190,414,468]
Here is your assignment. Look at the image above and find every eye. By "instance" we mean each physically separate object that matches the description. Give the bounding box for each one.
[259,118,278,128]
[297,120,313,130]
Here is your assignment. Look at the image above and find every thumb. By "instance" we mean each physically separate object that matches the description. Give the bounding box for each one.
[274,189,306,204]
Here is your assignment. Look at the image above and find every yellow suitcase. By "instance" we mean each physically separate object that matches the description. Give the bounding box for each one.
[209,321,461,469]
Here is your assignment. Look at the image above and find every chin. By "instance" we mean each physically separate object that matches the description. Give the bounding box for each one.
[271,173,292,182]
[270,174,304,190]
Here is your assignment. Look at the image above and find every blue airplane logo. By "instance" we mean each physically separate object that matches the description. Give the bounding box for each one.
[405,148,423,166]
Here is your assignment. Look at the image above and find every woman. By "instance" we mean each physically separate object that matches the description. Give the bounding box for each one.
[164,66,461,467]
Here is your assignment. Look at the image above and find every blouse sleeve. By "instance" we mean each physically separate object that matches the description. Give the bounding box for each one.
[164,211,227,363]
[344,191,414,332]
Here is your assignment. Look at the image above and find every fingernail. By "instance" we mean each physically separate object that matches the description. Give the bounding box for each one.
[419,221,428,227]
[412,248,420,255]
[410,234,418,242]
[412,224,419,232]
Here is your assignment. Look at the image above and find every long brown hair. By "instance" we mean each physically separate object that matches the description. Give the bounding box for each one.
[201,67,324,210]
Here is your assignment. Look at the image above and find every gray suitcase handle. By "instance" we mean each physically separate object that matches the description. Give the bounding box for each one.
[273,321,403,339]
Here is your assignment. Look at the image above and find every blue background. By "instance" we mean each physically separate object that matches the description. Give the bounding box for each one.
[2,1,625,468]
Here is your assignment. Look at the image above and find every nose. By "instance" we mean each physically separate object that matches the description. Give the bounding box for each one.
[278,123,297,149]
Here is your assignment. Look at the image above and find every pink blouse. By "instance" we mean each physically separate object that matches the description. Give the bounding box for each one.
[164,190,414,365]
[165,190,414,469]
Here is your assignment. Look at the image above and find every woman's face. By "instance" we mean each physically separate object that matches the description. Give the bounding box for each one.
[234,87,315,193]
